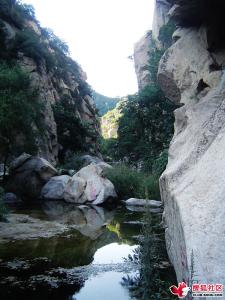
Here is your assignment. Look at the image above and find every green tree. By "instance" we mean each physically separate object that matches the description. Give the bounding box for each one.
[53,96,92,160]
[0,63,43,174]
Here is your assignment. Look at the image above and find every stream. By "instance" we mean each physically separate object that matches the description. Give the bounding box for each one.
[0,202,176,299]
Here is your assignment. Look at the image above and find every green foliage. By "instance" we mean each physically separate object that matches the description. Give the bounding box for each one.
[60,152,84,171]
[117,87,176,172]
[92,91,119,116]
[0,187,8,221]
[101,102,122,139]
[13,29,55,70]
[122,210,176,299]
[104,165,160,200]
[42,28,69,56]
[148,48,165,82]
[0,0,36,28]
[115,22,178,172]
[158,20,176,49]
[53,96,92,159]
[152,149,169,176]
[99,137,119,160]
[0,62,43,160]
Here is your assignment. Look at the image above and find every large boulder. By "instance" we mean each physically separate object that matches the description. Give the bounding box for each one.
[64,175,86,204]
[74,163,117,205]
[41,163,117,205]
[41,175,71,200]
[158,24,225,285]
[6,154,58,200]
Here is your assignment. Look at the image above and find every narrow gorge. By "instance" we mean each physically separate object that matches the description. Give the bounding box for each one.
[0,0,224,299]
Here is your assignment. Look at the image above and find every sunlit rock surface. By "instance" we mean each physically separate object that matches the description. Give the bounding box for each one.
[134,31,153,90]
[158,21,225,287]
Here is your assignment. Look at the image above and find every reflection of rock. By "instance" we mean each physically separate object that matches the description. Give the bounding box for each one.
[42,201,114,240]
[125,198,162,207]
[126,206,163,213]
[0,214,69,242]
[6,154,57,200]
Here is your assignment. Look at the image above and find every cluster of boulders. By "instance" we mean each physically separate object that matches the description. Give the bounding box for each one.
[5,153,117,206]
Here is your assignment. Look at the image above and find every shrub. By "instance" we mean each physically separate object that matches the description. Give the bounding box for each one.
[152,149,169,176]
[99,137,119,160]
[60,152,84,171]
[158,20,176,49]
[104,165,160,200]
[53,96,91,159]
[13,29,52,66]
[0,62,43,167]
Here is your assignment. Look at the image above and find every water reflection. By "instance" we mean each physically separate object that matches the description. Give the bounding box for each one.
[0,202,146,299]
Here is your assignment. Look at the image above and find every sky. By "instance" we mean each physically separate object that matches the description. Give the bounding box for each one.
[22,0,155,97]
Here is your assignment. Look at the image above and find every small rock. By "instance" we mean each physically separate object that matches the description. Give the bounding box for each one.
[125,198,162,207]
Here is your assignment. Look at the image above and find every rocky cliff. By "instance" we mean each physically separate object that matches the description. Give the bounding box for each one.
[133,31,153,90]
[155,0,225,290]
[0,2,100,165]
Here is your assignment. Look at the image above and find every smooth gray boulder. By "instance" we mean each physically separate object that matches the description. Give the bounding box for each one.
[125,198,162,207]
[64,175,86,204]
[41,175,71,200]
[75,163,117,205]
[6,154,57,200]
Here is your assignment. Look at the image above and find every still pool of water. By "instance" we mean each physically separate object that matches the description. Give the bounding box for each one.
[0,201,174,300]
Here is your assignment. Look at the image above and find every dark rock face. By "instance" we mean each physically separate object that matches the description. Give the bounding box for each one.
[6,154,58,200]
[169,0,225,50]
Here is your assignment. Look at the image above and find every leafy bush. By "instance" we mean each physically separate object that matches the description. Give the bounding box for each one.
[53,96,91,159]
[158,20,176,49]
[60,152,84,171]
[122,211,176,299]
[152,149,169,176]
[117,86,176,171]
[0,187,8,221]
[0,62,43,165]
[104,165,160,200]
[0,0,36,28]
[13,29,54,68]
[99,137,119,160]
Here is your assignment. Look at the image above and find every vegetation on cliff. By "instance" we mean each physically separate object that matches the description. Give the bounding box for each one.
[101,21,177,176]
[0,62,43,168]
[0,0,100,165]
[92,91,119,116]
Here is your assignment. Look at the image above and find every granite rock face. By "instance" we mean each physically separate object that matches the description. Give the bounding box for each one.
[0,16,100,165]
[152,0,172,42]
[133,31,153,90]
[158,15,225,290]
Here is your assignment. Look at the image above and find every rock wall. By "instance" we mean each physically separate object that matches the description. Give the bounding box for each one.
[0,14,100,165]
[133,31,153,90]
[152,0,172,41]
[133,0,172,90]
[157,1,225,290]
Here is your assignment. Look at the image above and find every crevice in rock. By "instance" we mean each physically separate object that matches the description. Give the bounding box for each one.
[197,79,209,94]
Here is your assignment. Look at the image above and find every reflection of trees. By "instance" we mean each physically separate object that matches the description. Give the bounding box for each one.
[121,211,176,300]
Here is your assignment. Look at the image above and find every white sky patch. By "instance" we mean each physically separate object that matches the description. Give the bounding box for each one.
[21,0,155,97]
